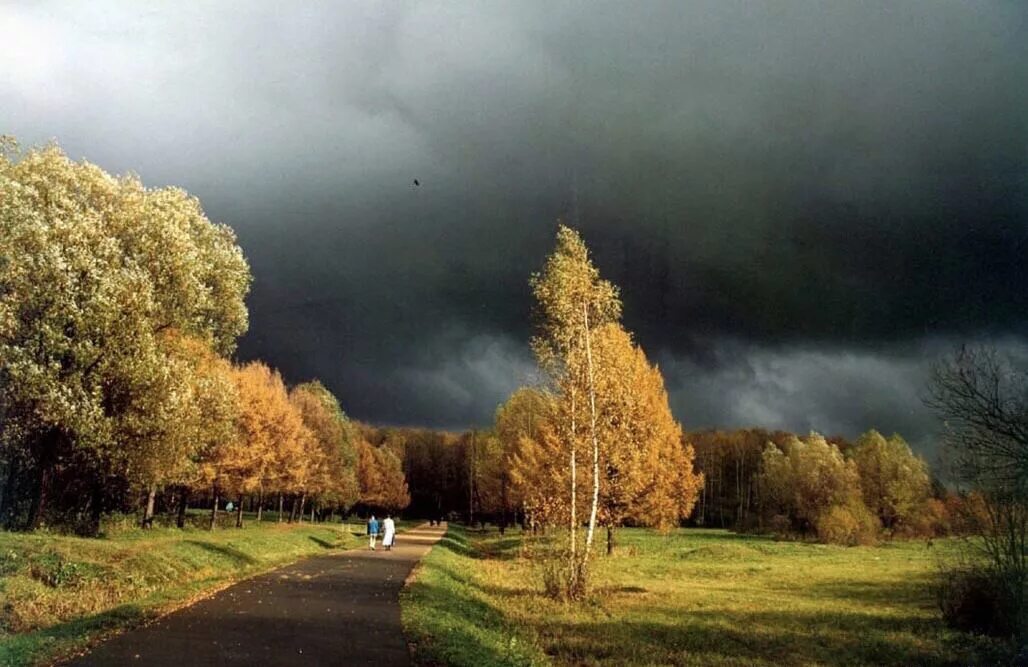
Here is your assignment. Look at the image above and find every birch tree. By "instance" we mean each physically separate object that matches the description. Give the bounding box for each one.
[530,225,620,595]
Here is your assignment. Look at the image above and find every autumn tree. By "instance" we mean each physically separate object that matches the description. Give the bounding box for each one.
[759,433,878,545]
[364,426,469,519]
[194,362,308,529]
[589,324,702,553]
[689,428,791,529]
[162,336,238,528]
[129,332,239,529]
[851,430,931,533]
[356,439,410,513]
[531,224,621,595]
[497,387,557,531]
[290,381,359,519]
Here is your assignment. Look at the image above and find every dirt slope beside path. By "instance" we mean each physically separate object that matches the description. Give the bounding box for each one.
[63,523,446,667]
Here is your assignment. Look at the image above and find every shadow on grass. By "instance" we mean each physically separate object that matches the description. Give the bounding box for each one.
[405,563,542,665]
[308,535,337,549]
[181,541,258,565]
[0,601,151,666]
[434,532,477,559]
[805,574,938,606]
[591,584,647,595]
[533,605,1009,667]
[477,535,524,561]
[439,526,526,561]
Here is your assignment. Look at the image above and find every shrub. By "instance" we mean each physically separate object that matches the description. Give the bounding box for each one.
[768,514,792,537]
[815,502,879,546]
[540,552,588,601]
[936,567,1021,637]
[895,498,950,538]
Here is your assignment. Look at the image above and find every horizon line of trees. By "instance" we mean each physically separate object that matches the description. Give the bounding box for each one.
[0,140,408,535]
[689,427,965,544]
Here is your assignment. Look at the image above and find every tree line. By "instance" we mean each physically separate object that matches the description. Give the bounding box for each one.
[0,141,408,535]
[689,427,964,544]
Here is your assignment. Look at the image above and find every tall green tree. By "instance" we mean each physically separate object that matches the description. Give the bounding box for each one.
[0,141,251,530]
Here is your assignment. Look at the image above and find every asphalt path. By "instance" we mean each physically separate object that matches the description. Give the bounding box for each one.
[65,523,446,666]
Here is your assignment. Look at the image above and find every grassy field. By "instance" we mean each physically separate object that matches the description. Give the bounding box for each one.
[0,514,405,666]
[402,525,1014,666]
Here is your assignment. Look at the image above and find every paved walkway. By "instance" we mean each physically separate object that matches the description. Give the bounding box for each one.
[66,523,446,666]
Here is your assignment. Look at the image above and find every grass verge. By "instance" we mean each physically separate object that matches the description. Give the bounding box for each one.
[0,515,410,666]
[401,525,1014,666]
[401,525,549,666]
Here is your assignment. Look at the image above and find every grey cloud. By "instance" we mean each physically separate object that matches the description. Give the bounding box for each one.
[2,1,1025,435]
[661,337,1028,457]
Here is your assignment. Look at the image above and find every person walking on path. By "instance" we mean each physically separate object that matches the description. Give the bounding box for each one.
[382,514,396,551]
[367,515,380,550]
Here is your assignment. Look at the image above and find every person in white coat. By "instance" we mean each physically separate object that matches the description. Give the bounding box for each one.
[382,515,396,551]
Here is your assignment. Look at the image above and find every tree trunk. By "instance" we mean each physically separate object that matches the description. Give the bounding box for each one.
[499,476,508,535]
[468,431,475,525]
[310,502,315,523]
[85,474,104,537]
[288,496,298,523]
[235,494,244,528]
[26,429,60,531]
[278,493,284,523]
[297,493,306,523]
[0,456,17,527]
[256,488,264,522]
[176,487,189,528]
[583,304,600,555]
[569,386,577,559]
[141,484,157,529]
[606,524,615,556]
[209,487,219,530]
[26,462,51,531]
[736,456,743,527]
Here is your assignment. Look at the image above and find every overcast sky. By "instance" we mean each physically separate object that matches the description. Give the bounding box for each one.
[3,1,1026,455]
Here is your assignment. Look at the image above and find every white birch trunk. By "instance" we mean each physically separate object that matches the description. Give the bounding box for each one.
[569,385,577,559]
[583,304,600,553]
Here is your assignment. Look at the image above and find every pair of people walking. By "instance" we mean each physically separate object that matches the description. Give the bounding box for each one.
[366,514,395,551]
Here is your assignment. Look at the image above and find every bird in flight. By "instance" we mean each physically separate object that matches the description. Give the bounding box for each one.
[413,178,420,187]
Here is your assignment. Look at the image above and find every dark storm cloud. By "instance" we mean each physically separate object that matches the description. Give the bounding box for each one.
[2,1,1026,439]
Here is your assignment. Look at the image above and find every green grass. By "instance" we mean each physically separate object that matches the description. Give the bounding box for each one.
[402,526,1015,666]
[0,514,410,666]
